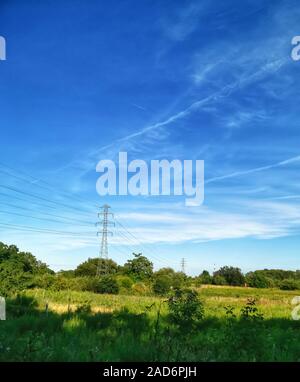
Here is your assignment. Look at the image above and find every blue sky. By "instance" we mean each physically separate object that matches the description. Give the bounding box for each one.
[0,0,300,275]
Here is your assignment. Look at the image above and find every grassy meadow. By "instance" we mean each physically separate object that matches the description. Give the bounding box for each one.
[0,285,300,362]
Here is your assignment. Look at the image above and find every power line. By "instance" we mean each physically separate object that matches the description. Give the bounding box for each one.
[0,190,93,219]
[0,183,93,215]
[0,222,97,238]
[113,215,174,266]
[0,209,94,227]
[0,161,99,210]
[0,200,94,225]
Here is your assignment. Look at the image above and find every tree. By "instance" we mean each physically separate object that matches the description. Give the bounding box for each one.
[213,266,245,286]
[123,253,153,281]
[245,271,270,288]
[280,279,300,291]
[57,270,75,278]
[96,275,119,294]
[153,267,186,293]
[74,258,118,277]
[197,270,212,285]
[0,242,53,295]
[0,242,53,275]
[212,274,227,285]
[153,274,173,295]
[115,275,134,291]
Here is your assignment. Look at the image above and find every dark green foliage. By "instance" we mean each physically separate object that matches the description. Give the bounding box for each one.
[153,268,186,295]
[224,305,236,318]
[196,270,212,285]
[167,288,204,330]
[0,242,53,296]
[74,258,118,277]
[95,276,119,294]
[1,291,300,361]
[213,266,245,286]
[249,269,300,286]
[57,270,75,278]
[75,301,92,314]
[212,274,227,285]
[153,274,173,295]
[115,275,134,292]
[240,299,264,321]
[1,240,300,299]
[245,271,271,288]
[279,279,300,290]
[123,253,153,281]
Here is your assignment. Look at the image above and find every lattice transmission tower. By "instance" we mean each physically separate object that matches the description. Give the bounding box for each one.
[96,204,114,276]
[181,258,186,274]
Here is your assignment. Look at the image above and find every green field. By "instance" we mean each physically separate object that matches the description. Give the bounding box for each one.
[0,286,299,362]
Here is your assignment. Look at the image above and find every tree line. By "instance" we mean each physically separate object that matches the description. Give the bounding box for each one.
[1,241,300,297]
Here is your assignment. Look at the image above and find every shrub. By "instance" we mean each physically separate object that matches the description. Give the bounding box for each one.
[167,288,204,330]
[212,275,227,285]
[246,272,270,289]
[153,274,173,295]
[74,258,119,277]
[280,279,300,290]
[96,276,119,294]
[213,266,245,286]
[115,275,134,290]
[132,282,151,296]
[196,270,212,285]
[30,274,56,289]
[240,299,264,320]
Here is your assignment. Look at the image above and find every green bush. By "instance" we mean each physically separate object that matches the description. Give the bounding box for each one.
[115,275,134,290]
[213,266,245,286]
[167,288,204,330]
[212,275,227,285]
[246,272,270,289]
[132,282,151,295]
[74,258,119,277]
[96,276,119,294]
[153,274,173,295]
[196,270,212,286]
[280,279,300,290]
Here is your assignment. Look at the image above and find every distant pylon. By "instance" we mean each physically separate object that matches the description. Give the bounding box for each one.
[181,258,186,274]
[96,204,114,276]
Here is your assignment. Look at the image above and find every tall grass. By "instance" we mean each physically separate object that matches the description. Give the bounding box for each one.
[0,286,299,361]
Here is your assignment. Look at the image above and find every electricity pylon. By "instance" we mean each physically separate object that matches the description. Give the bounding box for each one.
[181,258,186,274]
[96,204,114,276]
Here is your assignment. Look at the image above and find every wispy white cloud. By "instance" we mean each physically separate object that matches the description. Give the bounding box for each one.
[112,199,300,245]
[206,154,300,184]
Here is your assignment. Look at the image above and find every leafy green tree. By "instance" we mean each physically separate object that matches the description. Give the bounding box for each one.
[74,258,118,277]
[115,275,134,291]
[57,270,75,278]
[0,242,53,295]
[153,274,173,295]
[212,275,227,285]
[123,253,153,281]
[96,275,119,294]
[246,271,270,288]
[196,270,212,285]
[0,261,32,296]
[213,266,245,286]
[280,279,300,290]
[153,267,186,294]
